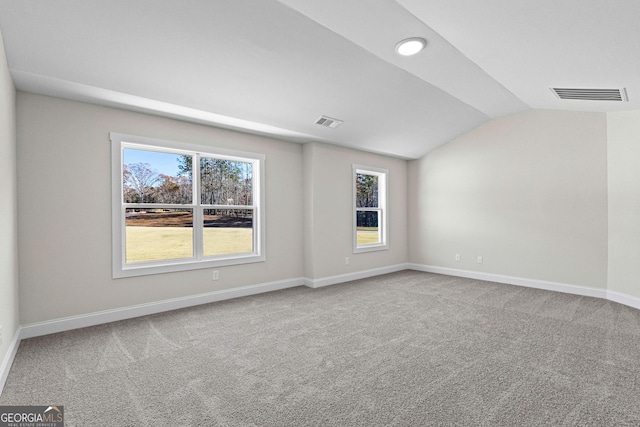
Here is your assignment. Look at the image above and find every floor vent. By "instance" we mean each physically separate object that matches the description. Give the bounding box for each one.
[315,116,343,128]
[551,87,628,101]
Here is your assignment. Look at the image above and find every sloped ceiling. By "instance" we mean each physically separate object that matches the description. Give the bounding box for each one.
[0,0,637,159]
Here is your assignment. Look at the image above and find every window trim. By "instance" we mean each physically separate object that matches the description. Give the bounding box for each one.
[353,164,388,253]
[111,132,265,278]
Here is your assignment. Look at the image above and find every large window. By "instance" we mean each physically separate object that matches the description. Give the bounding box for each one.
[111,133,264,278]
[353,165,388,253]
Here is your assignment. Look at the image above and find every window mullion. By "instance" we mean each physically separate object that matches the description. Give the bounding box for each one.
[123,203,194,209]
[193,153,203,260]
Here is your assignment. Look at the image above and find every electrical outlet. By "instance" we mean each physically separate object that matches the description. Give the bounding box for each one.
[477,256,483,264]
[345,257,350,265]
[212,270,219,281]
[455,254,461,262]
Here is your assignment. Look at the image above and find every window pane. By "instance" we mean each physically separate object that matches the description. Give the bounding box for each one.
[203,209,253,256]
[125,209,193,263]
[200,158,253,205]
[123,148,192,204]
[356,173,379,208]
[356,210,380,245]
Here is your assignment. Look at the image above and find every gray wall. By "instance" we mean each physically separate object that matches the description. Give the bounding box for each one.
[9,77,640,329]
[17,93,306,324]
[607,111,640,299]
[16,93,410,325]
[303,142,408,280]
[0,31,18,365]
[408,109,608,289]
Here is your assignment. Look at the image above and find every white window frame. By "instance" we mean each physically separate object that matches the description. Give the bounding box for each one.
[111,132,265,278]
[353,164,388,253]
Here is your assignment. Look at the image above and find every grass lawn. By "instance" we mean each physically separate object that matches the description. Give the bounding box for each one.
[356,228,380,245]
[126,227,252,263]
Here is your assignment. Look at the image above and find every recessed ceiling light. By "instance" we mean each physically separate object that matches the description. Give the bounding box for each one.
[395,37,427,56]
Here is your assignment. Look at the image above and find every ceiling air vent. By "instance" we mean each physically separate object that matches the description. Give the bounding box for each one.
[551,87,628,101]
[315,116,343,128]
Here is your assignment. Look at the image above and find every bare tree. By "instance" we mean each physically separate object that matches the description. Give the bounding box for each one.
[124,162,160,203]
[122,165,138,202]
[155,174,192,204]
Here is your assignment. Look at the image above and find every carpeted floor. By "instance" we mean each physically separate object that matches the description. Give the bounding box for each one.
[2,270,640,426]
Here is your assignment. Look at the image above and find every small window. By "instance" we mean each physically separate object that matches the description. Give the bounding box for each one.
[353,165,388,253]
[111,133,265,278]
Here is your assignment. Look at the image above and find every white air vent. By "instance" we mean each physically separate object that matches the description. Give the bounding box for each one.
[315,116,343,128]
[551,87,628,101]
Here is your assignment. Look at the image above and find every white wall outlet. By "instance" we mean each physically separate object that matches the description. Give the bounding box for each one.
[212,270,219,281]
[345,257,350,265]
[455,254,461,262]
[477,256,483,264]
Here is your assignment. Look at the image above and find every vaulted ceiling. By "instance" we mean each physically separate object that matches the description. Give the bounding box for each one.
[1,0,638,159]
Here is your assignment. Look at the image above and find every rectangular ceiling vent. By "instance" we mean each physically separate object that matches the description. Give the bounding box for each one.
[315,116,343,128]
[551,87,628,101]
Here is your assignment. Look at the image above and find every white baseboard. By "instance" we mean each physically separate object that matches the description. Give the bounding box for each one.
[0,327,22,396]
[19,277,305,340]
[304,263,410,288]
[606,290,640,311]
[408,264,608,299]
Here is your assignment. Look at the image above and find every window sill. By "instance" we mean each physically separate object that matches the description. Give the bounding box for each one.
[113,253,265,279]
[353,244,389,254]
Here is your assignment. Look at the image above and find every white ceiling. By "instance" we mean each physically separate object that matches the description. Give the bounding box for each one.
[0,0,637,159]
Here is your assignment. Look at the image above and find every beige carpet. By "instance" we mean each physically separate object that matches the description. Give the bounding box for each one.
[2,271,640,426]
